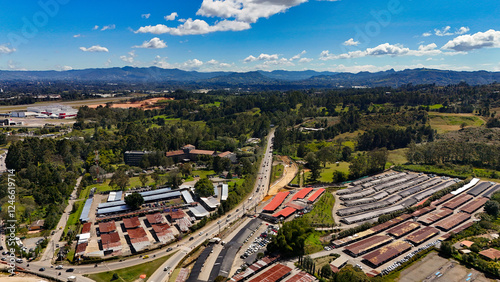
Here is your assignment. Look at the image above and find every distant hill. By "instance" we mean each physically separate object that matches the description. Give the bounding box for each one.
[0,67,499,88]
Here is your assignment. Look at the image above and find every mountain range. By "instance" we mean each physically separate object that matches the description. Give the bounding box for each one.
[1,67,499,88]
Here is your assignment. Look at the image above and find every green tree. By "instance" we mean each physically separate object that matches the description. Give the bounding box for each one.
[267,218,311,257]
[0,134,6,146]
[139,173,148,187]
[333,171,347,183]
[297,142,307,158]
[320,264,333,278]
[124,193,144,210]
[195,178,214,197]
[109,170,129,191]
[179,163,193,178]
[335,265,370,282]
[440,241,453,257]
[485,200,500,217]
[305,152,321,183]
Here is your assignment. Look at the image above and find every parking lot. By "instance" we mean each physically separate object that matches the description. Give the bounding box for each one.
[399,251,491,282]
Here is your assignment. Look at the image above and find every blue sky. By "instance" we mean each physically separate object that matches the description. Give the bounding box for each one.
[0,0,499,72]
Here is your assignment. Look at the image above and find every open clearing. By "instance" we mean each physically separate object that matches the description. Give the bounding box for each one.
[0,96,145,113]
[428,113,485,133]
[398,251,493,282]
[268,156,298,195]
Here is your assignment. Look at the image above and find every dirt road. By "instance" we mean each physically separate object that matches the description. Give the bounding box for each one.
[268,156,298,196]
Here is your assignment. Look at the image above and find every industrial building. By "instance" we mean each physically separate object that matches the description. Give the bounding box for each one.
[166,144,237,163]
[344,235,393,257]
[124,151,152,166]
[362,240,412,267]
[434,212,471,231]
[386,221,420,238]
[418,208,453,225]
[405,226,440,245]
[460,197,489,214]
[27,104,78,119]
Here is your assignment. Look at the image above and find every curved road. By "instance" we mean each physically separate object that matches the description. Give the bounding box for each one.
[14,129,274,282]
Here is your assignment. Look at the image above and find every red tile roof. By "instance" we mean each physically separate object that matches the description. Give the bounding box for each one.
[152,223,171,234]
[128,227,147,239]
[308,188,325,202]
[263,191,290,212]
[168,209,187,220]
[166,150,184,157]
[81,222,92,234]
[248,264,292,282]
[101,232,120,244]
[272,207,297,218]
[479,248,500,260]
[191,149,215,155]
[123,217,141,229]
[98,221,116,233]
[291,188,314,201]
[218,151,232,158]
[76,243,87,255]
[146,213,164,225]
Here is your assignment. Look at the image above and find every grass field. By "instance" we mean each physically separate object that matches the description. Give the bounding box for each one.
[271,164,284,184]
[63,199,85,235]
[312,254,340,269]
[86,252,176,282]
[303,192,335,226]
[304,162,350,183]
[304,232,325,255]
[82,176,156,195]
[386,148,408,168]
[428,113,485,133]
[428,104,444,110]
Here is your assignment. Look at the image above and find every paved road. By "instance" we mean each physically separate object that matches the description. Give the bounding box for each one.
[1,129,274,282]
[148,129,275,282]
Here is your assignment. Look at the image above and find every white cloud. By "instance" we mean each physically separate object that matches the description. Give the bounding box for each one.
[79,45,109,52]
[244,53,280,62]
[92,25,99,30]
[7,60,25,70]
[105,59,112,67]
[196,0,308,24]
[181,59,204,70]
[290,50,306,60]
[422,32,432,37]
[136,19,250,35]
[435,26,452,36]
[457,26,470,34]
[178,18,187,23]
[165,12,178,21]
[101,24,116,31]
[299,57,313,63]
[0,44,16,54]
[73,34,82,38]
[343,38,360,46]
[434,26,470,36]
[320,43,442,60]
[142,13,151,19]
[442,29,500,51]
[55,65,73,71]
[153,56,206,71]
[120,50,137,64]
[133,37,167,49]
[258,58,294,68]
[205,59,232,70]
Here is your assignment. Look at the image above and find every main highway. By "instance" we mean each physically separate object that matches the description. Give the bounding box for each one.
[10,129,274,282]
